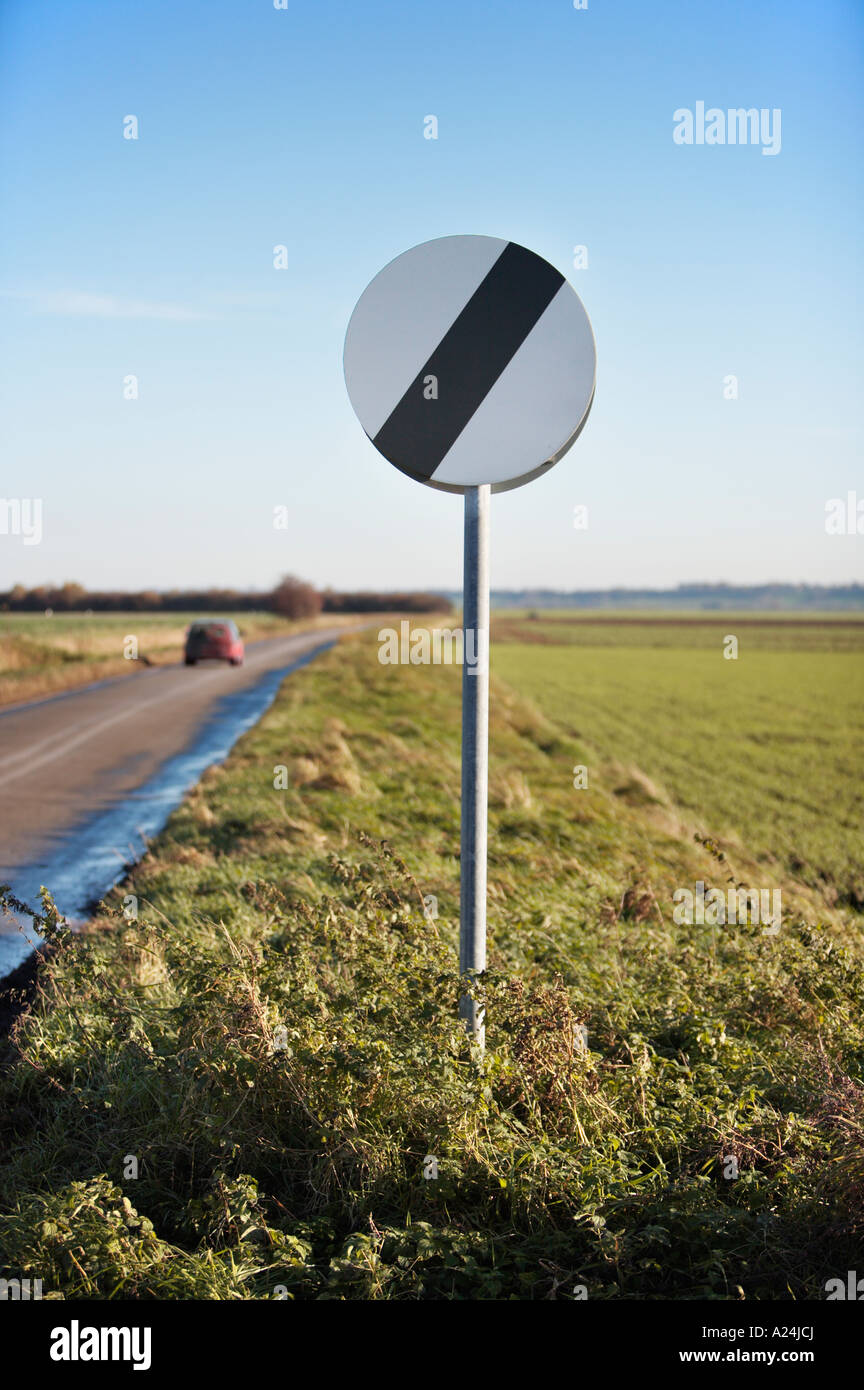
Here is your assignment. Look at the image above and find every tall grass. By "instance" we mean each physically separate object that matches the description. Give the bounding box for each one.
[1,632,862,1299]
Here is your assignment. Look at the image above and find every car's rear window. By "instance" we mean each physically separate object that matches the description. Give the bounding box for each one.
[189,622,231,637]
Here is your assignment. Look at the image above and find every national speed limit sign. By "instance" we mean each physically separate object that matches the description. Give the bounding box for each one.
[343,235,596,493]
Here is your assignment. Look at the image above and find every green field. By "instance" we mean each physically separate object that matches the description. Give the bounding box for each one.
[1,618,862,1300]
[492,614,864,917]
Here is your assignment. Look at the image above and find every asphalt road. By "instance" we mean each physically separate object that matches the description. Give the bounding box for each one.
[0,627,344,964]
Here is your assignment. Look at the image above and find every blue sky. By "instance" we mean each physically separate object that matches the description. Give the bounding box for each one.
[1,0,861,592]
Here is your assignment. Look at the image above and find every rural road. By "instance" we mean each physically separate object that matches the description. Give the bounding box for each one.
[0,627,345,976]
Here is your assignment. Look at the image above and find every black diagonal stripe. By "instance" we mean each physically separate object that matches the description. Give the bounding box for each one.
[372,242,564,481]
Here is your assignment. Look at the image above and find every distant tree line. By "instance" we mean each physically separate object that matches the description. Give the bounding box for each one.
[446,583,864,612]
[0,578,454,618]
[321,589,453,614]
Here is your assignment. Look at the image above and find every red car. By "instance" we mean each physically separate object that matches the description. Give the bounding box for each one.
[184,619,244,667]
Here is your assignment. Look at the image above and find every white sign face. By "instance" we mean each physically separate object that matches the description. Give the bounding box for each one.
[343,235,596,494]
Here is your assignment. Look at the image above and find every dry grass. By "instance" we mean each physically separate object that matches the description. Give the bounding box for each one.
[0,612,359,707]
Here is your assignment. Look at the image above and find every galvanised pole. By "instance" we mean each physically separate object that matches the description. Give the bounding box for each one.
[459,483,490,1046]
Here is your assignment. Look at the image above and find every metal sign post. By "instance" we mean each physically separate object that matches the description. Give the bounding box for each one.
[459,484,490,1043]
[344,236,596,1047]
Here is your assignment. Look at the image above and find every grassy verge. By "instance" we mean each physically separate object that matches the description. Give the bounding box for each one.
[0,612,353,707]
[1,630,862,1299]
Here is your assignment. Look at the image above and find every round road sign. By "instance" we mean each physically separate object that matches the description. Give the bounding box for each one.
[343,235,596,494]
